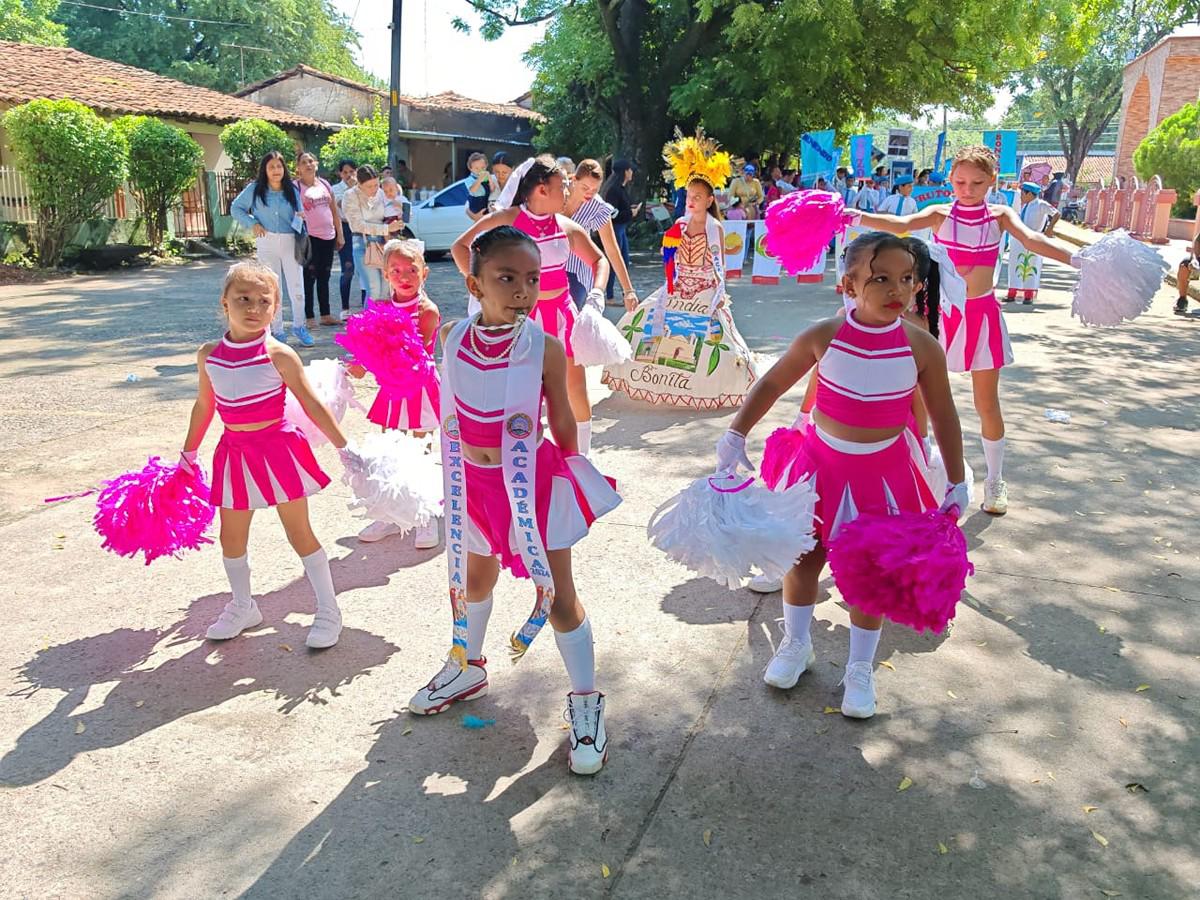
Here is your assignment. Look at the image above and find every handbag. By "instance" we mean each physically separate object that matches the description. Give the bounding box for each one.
[364,238,385,269]
[294,228,312,267]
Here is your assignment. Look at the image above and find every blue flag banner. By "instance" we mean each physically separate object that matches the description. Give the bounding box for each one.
[800,129,836,186]
[933,131,947,172]
[849,134,873,178]
[982,130,1019,179]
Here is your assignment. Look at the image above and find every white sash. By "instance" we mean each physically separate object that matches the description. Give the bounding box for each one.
[440,316,556,670]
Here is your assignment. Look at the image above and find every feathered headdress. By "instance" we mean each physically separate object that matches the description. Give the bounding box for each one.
[663,128,732,191]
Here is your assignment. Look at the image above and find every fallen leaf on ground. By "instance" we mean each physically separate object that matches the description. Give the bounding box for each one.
[879,660,895,671]
[897,776,913,792]
[1092,830,1108,847]
[1118,718,1128,728]
[601,864,611,878]
[1030,778,1041,784]
[280,644,292,653]
[402,727,412,736]
[1098,625,1107,634]
[702,829,712,847]
[947,691,958,699]
[975,641,987,647]
[1047,772,1056,781]
[412,836,425,844]
[823,706,839,715]
[1100,891,1121,897]
[937,842,949,855]
[134,700,144,708]
[55,533,66,539]
[1004,615,1015,622]
[74,722,85,735]
[1135,684,1150,693]
[1125,782,1148,794]
[1083,805,1099,813]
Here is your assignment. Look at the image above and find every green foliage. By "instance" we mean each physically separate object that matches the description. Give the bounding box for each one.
[220,119,294,183]
[1135,102,1200,218]
[53,0,371,93]
[318,100,389,172]
[1,0,65,43]
[2,98,127,267]
[115,116,204,249]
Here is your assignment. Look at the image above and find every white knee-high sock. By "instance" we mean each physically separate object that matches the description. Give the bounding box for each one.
[466,594,493,660]
[981,436,1005,481]
[848,625,881,666]
[576,421,592,457]
[222,555,252,608]
[300,548,339,612]
[783,602,814,642]
[554,616,595,693]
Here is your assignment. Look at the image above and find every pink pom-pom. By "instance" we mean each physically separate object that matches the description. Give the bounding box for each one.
[765,190,855,275]
[93,457,215,565]
[826,511,974,633]
[761,426,806,491]
[335,303,437,392]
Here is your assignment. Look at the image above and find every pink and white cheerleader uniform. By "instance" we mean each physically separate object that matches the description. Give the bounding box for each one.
[934,202,1014,372]
[205,332,330,509]
[513,205,577,358]
[365,293,441,431]
[762,312,935,542]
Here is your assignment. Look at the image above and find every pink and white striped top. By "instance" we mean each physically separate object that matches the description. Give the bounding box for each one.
[935,201,1001,268]
[815,312,917,429]
[452,325,543,446]
[513,206,570,301]
[204,332,286,425]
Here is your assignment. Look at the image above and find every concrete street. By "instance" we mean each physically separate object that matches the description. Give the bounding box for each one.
[1,249,1197,899]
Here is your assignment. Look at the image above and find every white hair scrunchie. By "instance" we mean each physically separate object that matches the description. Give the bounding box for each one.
[494,157,536,211]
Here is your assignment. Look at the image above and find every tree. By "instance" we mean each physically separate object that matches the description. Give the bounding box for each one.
[469,1,1047,195]
[220,119,294,183]
[318,101,388,173]
[1134,101,1200,217]
[2,99,127,266]
[115,116,204,250]
[53,0,371,93]
[1008,0,1200,183]
[0,0,65,44]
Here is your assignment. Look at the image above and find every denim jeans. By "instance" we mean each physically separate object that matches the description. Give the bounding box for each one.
[351,233,387,303]
[606,222,630,299]
[338,221,356,310]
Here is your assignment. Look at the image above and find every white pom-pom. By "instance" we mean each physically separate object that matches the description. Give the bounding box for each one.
[1071,230,1168,327]
[924,440,975,507]
[571,304,633,367]
[340,432,442,531]
[284,358,354,447]
[647,473,818,589]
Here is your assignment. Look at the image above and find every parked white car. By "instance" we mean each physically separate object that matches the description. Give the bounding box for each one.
[408,178,475,255]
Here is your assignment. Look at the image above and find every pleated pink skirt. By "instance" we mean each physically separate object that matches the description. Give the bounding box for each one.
[210,422,330,510]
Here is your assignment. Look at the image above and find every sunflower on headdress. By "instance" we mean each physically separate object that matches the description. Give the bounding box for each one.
[663,128,732,192]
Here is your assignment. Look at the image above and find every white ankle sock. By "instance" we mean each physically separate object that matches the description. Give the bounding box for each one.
[981,436,1005,481]
[576,420,592,456]
[300,548,339,613]
[222,555,252,608]
[783,602,814,642]
[466,594,493,660]
[554,616,595,693]
[848,624,881,665]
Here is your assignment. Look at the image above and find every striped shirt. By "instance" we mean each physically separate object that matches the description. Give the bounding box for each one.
[204,333,286,425]
[566,197,615,290]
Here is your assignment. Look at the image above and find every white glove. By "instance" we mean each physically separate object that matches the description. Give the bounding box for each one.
[715,429,754,473]
[938,481,971,519]
[844,209,863,225]
[178,449,198,476]
[1069,252,1083,270]
[584,288,605,311]
[337,441,360,468]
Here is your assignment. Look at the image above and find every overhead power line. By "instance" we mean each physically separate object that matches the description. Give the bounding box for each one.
[55,0,250,27]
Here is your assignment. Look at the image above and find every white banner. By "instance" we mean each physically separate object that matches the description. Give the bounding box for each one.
[723,219,749,278]
[795,246,827,284]
[750,221,781,284]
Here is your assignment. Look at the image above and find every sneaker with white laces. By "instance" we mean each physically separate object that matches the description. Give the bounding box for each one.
[291,325,316,347]
[565,691,608,775]
[747,573,783,593]
[840,661,877,718]
[408,657,489,715]
[358,519,401,543]
[205,600,263,640]
[306,606,342,649]
[982,478,1009,516]
[413,516,440,550]
[763,633,816,689]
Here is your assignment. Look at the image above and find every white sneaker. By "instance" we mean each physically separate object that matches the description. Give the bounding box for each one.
[565,691,608,775]
[358,519,401,543]
[205,600,263,640]
[413,517,440,550]
[840,661,877,719]
[408,656,489,715]
[748,573,783,593]
[306,606,342,649]
[763,633,815,689]
[982,478,1009,516]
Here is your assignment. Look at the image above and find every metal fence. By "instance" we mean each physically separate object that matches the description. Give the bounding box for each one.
[0,165,174,230]
[0,166,35,224]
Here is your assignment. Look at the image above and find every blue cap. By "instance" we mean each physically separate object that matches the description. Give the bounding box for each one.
[894,175,914,186]
[743,163,757,175]
[929,172,945,184]
[1020,181,1042,195]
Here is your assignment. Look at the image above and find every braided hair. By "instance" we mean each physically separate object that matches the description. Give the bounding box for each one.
[904,238,941,338]
[469,225,539,276]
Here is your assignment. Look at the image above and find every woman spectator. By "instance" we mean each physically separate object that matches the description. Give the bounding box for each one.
[293,152,344,327]
[330,158,360,314]
[230,150,312,346]
[565,157,639,311]
[601,158,638,301]
[488,151,515,211]
[341,164,406,304]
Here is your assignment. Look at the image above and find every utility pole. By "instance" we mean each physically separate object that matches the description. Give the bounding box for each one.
[387,0,403,172]
[221,43,272,90]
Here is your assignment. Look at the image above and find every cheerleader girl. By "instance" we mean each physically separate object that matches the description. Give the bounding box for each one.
[451,155,611,456]
[718,232,969,717]
[409,226,621,776]
[348,238,442,549]
[855,145,1078,515]
[183,261,350,649]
